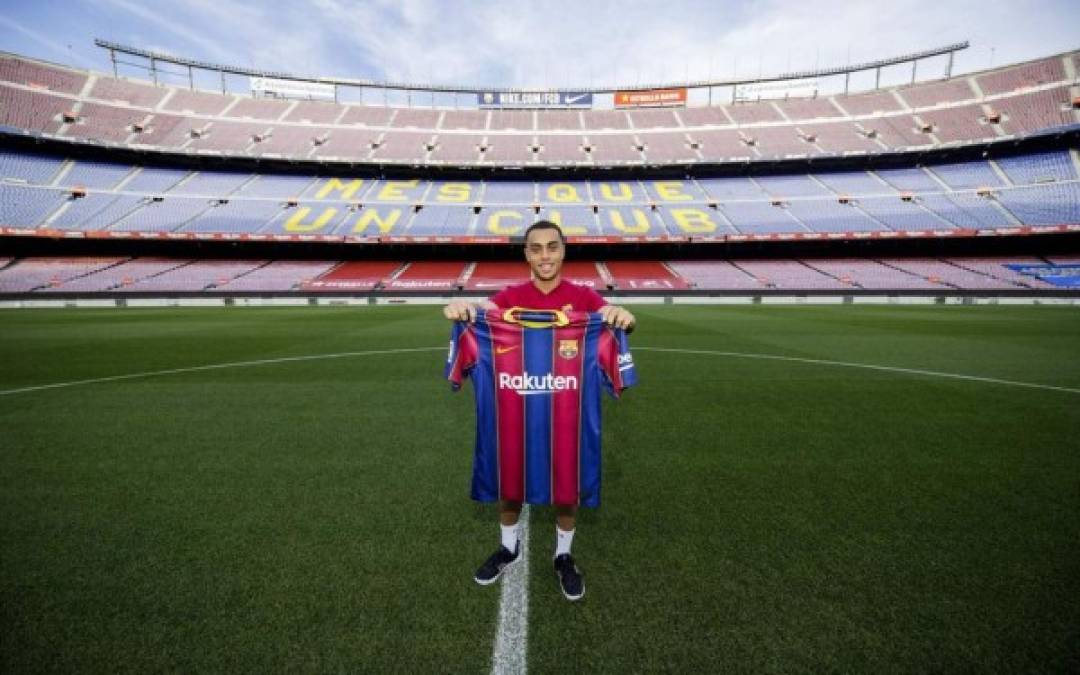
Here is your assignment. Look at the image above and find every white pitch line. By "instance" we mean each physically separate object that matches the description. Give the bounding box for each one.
[0,347,446,397]
[490,505,530,675]
[2,345,1077,398]
[634,347,1080,395]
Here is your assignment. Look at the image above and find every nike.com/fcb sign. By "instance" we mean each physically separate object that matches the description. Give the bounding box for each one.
[477,91,593,108]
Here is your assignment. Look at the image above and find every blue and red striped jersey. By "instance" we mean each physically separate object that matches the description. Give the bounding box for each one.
[445,308,636,507]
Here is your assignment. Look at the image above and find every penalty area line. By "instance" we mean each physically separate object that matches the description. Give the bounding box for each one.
[4,345,1076,398]
[0,347,447,397]
[635,346,1080,396]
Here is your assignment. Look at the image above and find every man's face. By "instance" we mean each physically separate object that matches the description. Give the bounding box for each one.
[525,227,564,282]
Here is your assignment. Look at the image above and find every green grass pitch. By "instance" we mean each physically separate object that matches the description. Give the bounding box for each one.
[2,304,1078,673]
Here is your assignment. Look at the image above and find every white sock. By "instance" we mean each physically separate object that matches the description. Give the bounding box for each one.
[555,526,575,557]
[500,523,519,552]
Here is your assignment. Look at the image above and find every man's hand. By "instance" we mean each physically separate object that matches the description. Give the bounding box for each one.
[599,304,635,331]
[443,300,497,322]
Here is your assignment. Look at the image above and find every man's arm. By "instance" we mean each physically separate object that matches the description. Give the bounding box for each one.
[598,304,635,332]
[442,299,498,322]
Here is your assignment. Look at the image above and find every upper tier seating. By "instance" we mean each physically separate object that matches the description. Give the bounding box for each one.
[0,50,1073,167]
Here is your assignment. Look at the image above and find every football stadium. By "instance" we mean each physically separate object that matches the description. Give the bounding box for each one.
[2,4,1079,673]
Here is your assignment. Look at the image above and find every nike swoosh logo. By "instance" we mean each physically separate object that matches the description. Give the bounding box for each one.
[565,93,589,104]
[496,346,518,354]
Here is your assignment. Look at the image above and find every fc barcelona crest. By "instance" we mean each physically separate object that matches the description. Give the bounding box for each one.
[559,339,579,359]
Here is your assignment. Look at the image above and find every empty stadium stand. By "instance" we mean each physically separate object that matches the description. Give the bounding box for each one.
[3,149,1078,244]
[1,256,1065,294]
[205,260,337,292]
[0,256,121,292]
[1,50,1076,167]
[464,261,531,291]
[1,47,1077,300]
[301,260,402,291]
[114,260,267,292]
[604,260,692,290]
[383,260,467,291]
[801,259,940,290]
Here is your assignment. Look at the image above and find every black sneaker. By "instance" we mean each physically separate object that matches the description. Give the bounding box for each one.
[474,542,520,585]
[554,553,584,601]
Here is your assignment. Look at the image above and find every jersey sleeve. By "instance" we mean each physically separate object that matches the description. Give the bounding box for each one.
[596,323,637,398]
[581,285,607,311]
[445,321,479,390]
[488,287,509,308]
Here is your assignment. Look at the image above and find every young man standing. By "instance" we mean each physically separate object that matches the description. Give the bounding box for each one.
[443,220,635,601]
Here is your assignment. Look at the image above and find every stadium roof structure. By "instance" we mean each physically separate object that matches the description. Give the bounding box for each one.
[94,38,971,97]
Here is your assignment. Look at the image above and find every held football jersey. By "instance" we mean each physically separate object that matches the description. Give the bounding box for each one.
[445,308,636,508]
